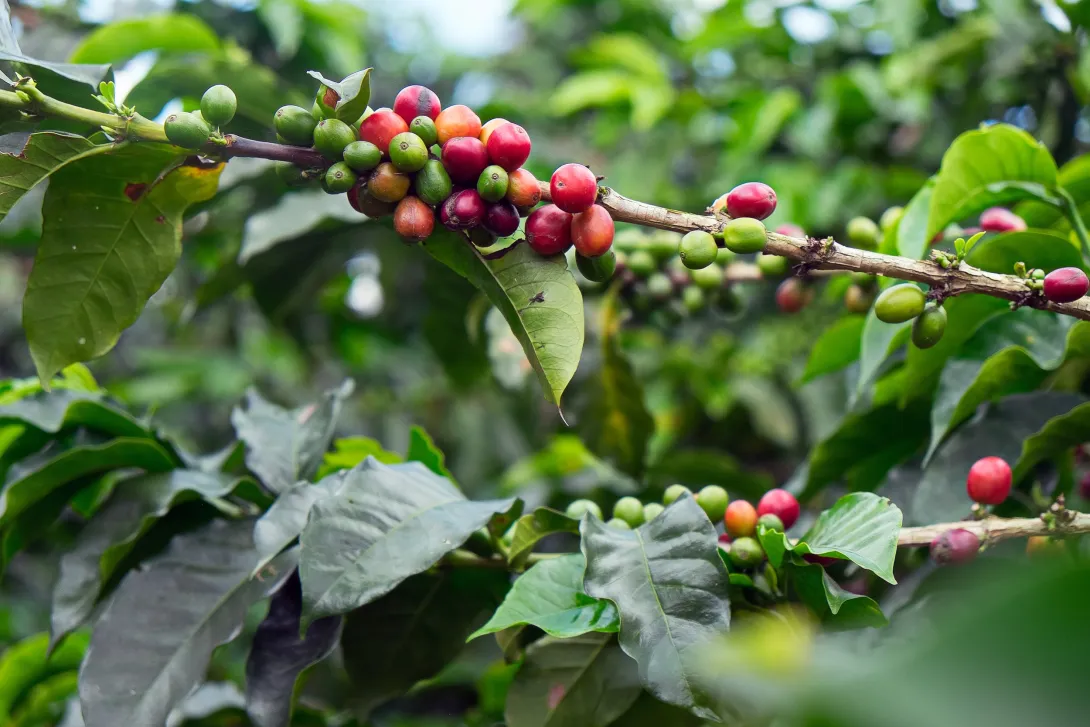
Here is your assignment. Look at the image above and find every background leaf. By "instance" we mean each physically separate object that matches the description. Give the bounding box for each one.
[68,14,220,64]
[800,316,865,384]
[966,230,1084,274]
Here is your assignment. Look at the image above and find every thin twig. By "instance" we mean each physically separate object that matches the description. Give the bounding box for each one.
[897,512,1090,546]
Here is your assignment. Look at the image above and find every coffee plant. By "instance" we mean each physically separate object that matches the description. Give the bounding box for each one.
[3,2,1090,727]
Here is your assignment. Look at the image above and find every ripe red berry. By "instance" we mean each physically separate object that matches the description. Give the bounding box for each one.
[439,189,486,230]
[435,105,482,145]
[506,168,542,208]
[724,500,757,538]
[1043,267,1089,304]
[775,278,811,313]
[756,488,800,530]
[775,223,805,238]
[930,528,980,565]
[441,137,490,185]
[550,163,598,214]
[393,196,435,243]
[359,109,408,157]
[1079,471,1090,499]
[979,207,1027,233]
[571,205,614,258]
[393,85,441,123]
[486,122,532,171]
[966,456,1012,505]
[726,182,777,220]
[525,204,573,256]
[717,532,733,546]
[484,201,520,237]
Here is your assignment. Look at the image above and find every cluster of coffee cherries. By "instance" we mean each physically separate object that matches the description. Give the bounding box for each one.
[565,485,801,572]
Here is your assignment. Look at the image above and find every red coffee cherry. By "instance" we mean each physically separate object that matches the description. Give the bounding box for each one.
[435,105,482,145]
[1043,267,1090,304]
[359,109,408,157]
[725,182,777,220]
[393,85,441,123]
[486,122,532,171]
[978,207,1027,232]
[550,163,598,213]
[966,456,1012,505]
[756,488,800,530]
[930,528,980,565]
[393,196,435,243]
[1079,471,1090,499]
[441,137,490,185]
[571,205,615,258]
[484,201,520,237]
[439,189,486,230]
[723,500,757,538]
[506,168,542,208]
[775,278,811,313]
[775,223,805,237]
[525,204,573,256]
[717,532,732,548]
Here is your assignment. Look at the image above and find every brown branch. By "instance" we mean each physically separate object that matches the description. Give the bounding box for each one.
[896,512,1090,546]
[217,135,328,166]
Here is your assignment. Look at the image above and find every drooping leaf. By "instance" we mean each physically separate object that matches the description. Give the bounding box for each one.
[470,553,618,641]
[966,230,1084,274]
[230,380,354,494]
[926,124,1059,242]
[799,316,865,384]
[252,472,347,569]
[787,561,887,629]
[507,507,580,568]
[1014,397,1090,481]
[853,307,910,402]
[68,13,220,64]
[78,519,296,727]
[406,425,453,480]
[23,146,223,384]
[50,470,243,648]
[0,132,99,222]
[0,51,110,88]
[245,571,342,727]
[0,388,145,438]
[298,458,516,624]
[504,633,641,727]
[340,568,509,718]
[580,495,730,719]
[794,493,902,584]
[0,632,87,722]
[0,437,176,527]
[424,232,584,407]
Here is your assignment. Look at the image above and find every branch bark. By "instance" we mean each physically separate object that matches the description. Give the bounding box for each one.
[896,512,1090,547]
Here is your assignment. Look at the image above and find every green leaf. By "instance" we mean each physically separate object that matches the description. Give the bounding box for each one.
[550,70,632,117]
[68,14,221,64]
[341,568,510,718]
[853,307,910,402]
[0,133,100,222]
[305,69,371,122]
[580,495,730,720]
[77,519,296,727]
[966,229,1084,274]
[406,425,453,480]
[795,493,902,584]
[1014,397,1090,481]
[504,633,641,727]
[470,553,618,641]
[424,233,584,407]
[0,388,145,438]
[0,51,110,88]
[799,316,865,384]
[0,632,87,722]
[253,473,346,569]
[317,436,402,477]
[50,470,243,648]
[507,507,580,569]
[231,381,354,493]
[894,178,934,260]
[245,572,342,727]
[786,561,887,629]
[23,146,223,384]
[609,691,705,727]
[298,458,516,624]
[1019,153,1090,229]
[926,123,1059,242]
[9,671,77,727]
[0,437,176,527]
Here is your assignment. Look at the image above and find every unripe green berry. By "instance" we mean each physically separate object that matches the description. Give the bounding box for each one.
[679,230,718,270]
[874,284,926,323]
[163,112,211,149]
[681,285,705,313]
[389,132,429,173]
[844,284,873,314]
[716,246,737,265]
[723,217,767,254]
[846,216,881,249]
[757,513,784,532]
[576,250,617,283]
[728,536,765,569]
[566,499,603,520]
[756,252,788,277]
[409,116,438,146]
[414,159,453,206]
[477,165,509,202]
[911,304,947,349]
[880,206,904,233]
[646,272,673,301]
[648,232,682,261]
[606,518,632,530]
[627,249,657,277]
[612,496,645,528]
[344,141,383,172]
[313,118,357,160]
[663,484,692,505]
[690,262,723,290]
[851,271,876,285]
[696,485,729,522]
[322,162,357,194]
[200,84,237,127]
[643,502,665,521]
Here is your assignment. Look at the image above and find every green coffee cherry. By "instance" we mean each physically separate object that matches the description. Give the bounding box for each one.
[690,262,723,290]
[566,499,603,520]
[681,285,705,313]
[844,284,873,314]
[679,230,718,270]
[389,132,429,173]
[612,496,645,528]
[846,216,881,249]
[313,118,357,160]
[728,537,765,569]
[200,84,237,127]
[344,141,383,172]
[663,484,692,505]
[851,271,876,285]
[274,105,319,146]
[409,116,438,146]
[716,246,737,265]
[576,250,617,282]
[874,284,927,323]
[322,162,357,194]
[911,304,947,349]
[647,272,673,301]
[275,161,311,187]
[414,159,453,206]
[880,206,904,234]
[756,252,788,277]
[606,518,632,530]
[648,232,682,261]
[627,249,657,277]
[643,502,665,521]
[477,165,509,202]
[696,485,729,522]
[757,513,784,532]
[163,112,211,149]
[723,218,767,254]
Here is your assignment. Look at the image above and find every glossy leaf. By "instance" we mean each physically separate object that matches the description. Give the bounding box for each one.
[787,561,887,629]
[78,519,297,727]
[504,633,641,727]
[507,506,580,568]
[853,307,910,402]
[0,51,110,88]
[581,495,730,719]
[894,178,933,260]
[966,230,1084,274]
[23,146,223,384]
[470,553,618,640]
[50,470,242,648]
[246,571,342,727]
[799,315,865,384]
[0,132,99,221]
[1014,397,1090,480]
[68,14,220,64]
[231,380,354,494]
[793,493,901,583]
[298,458,516,624]
[926,124,1058,242]
[252,472,347,569]
[340,568,509,718]
[406,425,453,479]
[424,232,584,407]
